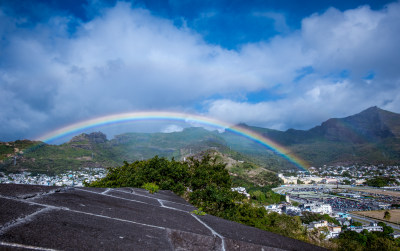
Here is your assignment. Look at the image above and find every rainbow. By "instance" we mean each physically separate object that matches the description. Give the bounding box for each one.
[36,111,309,171]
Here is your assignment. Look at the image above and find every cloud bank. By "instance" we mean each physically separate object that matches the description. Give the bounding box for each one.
[1,1,400,141]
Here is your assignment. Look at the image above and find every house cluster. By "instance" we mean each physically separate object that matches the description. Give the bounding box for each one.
[311,164,400,182]
[307,220,342,239]
[265,202,333,216]
[0,168,107,187]
[266,200,388,239]
[278,173,368,186]
[280,163,400,186]
[338,192,361,198]
[301,202,332,214]
[348,222,383,233]
[265,202,387,239]
[307,220,384,239]
[335,212,352,226]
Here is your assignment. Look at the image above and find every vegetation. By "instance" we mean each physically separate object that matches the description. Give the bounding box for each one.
[86,156,190,195]
[0,128,298,175]
[301,211,339,225]
[342,179,351,185]
[333,222,398,251]
[231,170,283,189]
[191,208,206,216]
[142,182,159,194]
[384,211,391,221]
[250,189,285,205]
[292,201,300,207]
[365,177,398,187]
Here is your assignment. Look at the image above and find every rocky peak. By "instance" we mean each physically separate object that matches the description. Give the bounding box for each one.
[69,132,107,144]
[311,106,396,143]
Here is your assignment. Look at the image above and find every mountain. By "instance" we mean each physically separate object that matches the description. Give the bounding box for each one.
[1,107,400,175]
[0,128,224,173]
[309,106,398,143]
[244,106,400,166]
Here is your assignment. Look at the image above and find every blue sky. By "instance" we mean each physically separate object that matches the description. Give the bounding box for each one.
[1,0,400,141]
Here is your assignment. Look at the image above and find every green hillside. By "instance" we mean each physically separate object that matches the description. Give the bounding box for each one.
[1,106,400,176]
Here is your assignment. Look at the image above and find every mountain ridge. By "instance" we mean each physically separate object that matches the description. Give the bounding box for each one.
[1,106,400,174]
[245,106,400,166]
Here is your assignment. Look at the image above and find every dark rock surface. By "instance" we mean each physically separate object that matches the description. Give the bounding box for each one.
[0,184,325,250]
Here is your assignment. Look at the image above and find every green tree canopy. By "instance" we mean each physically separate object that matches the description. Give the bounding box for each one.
[365,177,398,187]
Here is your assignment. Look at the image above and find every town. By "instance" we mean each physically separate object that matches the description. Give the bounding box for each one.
[0,168,107,187]
[233,164,400,240]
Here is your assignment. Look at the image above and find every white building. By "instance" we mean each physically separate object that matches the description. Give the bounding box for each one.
[326,224,342,239]
[310,220,328,228]
[301,202,332,215]
[298,176,323,184]
[321,178,338,184]
[308,220,342,239]
[278,174,298,184]
[349,222,383,233]
[338,193,361,198]
[282,205,301,215]
[264,204,282,214]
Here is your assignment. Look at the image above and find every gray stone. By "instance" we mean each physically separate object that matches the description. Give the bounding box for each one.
[0,184,326,250]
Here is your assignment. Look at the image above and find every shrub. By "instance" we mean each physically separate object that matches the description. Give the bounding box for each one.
[142,182,159,194]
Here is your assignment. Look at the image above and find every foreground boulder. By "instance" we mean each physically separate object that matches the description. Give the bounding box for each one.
[0,184,325,250]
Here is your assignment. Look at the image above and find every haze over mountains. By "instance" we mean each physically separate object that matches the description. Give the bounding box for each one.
[1,107,400,175]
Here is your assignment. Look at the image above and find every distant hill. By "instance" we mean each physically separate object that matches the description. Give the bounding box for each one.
[1,107,400,175]
[309,106,399,143]
[242,106,400,166]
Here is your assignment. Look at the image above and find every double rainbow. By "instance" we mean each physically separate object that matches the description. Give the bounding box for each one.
[36,111,309,171]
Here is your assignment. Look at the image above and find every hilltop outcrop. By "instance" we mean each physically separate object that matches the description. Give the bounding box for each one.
[0,184,325,250]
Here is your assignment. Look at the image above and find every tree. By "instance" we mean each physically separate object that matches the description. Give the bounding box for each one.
[250,190,266,203]
[335,222,399,251]
[378,222,394,236]
[337,230,367,247]
[342,171,352,178]
[384,211,391,221]
[292,201,300,207]
[343,179,351,185]
[86,156,190,195]
[301,211,339,225]
[365,177,398,187]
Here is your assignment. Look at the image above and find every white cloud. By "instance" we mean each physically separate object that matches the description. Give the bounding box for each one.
[161,124,184,133]
[0,2,267,139]
[206,2,400,129]
[301,4,400,79]
[1,1,400,140]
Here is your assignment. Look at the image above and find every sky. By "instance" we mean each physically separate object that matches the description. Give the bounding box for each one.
[1,0,400,142]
